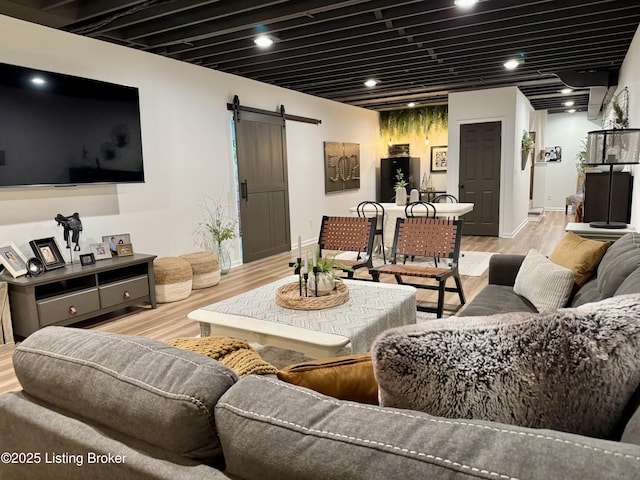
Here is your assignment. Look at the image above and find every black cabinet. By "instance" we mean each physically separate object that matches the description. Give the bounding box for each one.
[378,157,420,203]
[583,172,633,223]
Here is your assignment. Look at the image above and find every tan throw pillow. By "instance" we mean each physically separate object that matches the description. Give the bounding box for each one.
[277,353,378,405]
[514,249,574,312]
[549,232,609,287]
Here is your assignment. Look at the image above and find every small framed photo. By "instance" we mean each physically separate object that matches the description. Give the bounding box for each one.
[102,234,131,256]
[116,243,134,257]
[29,237,66,271]
[0,242,29,278]
[430,146,448,172]
[90,242,113,261]
[80,253,96,266]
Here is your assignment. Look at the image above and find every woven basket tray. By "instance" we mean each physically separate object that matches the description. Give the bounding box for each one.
[275,280,349,310]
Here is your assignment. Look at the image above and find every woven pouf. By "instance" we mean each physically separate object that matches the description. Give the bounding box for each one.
[178,251,220,289]
[153,257,193,303]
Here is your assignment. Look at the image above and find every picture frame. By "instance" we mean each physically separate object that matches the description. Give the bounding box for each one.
[90,242,113,261]
[116,243,134,257]
[29,237,66,271]
[430,146,448,172]
[102,234,131,256]
[80,253,96,266]
[0,242,29,278]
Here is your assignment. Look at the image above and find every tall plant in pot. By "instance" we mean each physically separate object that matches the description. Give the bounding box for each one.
[195,195,237,275]
[394,169,408,206]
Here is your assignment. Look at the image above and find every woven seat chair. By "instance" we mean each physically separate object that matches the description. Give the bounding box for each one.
[369,217,465,317]
[356,201,386,263]
[318,215,376,279]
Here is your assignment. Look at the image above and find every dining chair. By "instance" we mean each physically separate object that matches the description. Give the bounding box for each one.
[318,215,377,279]
[356,201,386,263]
[369,216,466,317]
[404,201,437,218]
[431,194,459,203]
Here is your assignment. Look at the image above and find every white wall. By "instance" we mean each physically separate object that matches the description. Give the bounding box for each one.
[619,26,640,227]
[0,15,379,266]
[541,112,601,210]
[447,87,532,237]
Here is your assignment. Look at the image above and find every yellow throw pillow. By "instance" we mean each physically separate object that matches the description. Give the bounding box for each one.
[277,353,378,405]
[549,232,609,287]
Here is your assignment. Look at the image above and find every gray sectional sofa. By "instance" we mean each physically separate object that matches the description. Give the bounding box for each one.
[1,323,640,480]
[2,233,640,479]
[459,232,640,317]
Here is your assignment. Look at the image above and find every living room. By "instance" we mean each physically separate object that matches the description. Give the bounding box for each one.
[2,3,640,478]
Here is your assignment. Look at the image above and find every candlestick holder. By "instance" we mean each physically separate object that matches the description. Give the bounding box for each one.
[296,257,302,295]
[303,272,309,297]
[313,266,318,297]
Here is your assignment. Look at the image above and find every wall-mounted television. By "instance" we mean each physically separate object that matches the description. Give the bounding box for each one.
[0,62,145,188]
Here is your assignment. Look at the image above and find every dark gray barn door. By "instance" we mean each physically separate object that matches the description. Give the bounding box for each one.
[459,121,501,236]
[233,110,291,262]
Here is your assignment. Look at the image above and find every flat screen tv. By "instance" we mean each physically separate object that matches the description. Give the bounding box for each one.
[0,62,145,188]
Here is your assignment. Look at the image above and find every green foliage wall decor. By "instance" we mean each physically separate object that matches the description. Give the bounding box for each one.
[379,105,448,139]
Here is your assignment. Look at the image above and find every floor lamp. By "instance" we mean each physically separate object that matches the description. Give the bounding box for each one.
[585,128,640,229]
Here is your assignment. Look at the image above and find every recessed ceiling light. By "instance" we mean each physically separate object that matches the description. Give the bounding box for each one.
[364,79,378,87]
[560,88,573,94]
[254,35,274,48]
[407,102,416,107]
[563,100,575,107]
[503,59,520,70]
[454,0,478,7]
[31,77,46,85]
[567,109,576,114]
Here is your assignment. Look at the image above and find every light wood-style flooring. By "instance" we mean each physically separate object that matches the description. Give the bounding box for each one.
[0,211,569,395]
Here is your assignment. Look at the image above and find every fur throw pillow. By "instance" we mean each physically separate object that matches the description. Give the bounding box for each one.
[371,294,640,440]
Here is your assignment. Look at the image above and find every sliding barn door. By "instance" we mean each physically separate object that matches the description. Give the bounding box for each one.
[233,110,291,262]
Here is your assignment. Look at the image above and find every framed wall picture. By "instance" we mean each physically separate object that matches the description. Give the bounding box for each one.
[29,237,66,271]
[430,146,448,172]
[90,242,113,261]
[102,233,131,256]
[116,243,134,257]
[0,242,28,278]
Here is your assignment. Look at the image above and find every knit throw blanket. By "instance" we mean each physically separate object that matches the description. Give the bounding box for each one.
[169,336,278,378]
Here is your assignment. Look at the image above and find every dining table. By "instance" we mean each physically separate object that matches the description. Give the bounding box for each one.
[348,202,474,250]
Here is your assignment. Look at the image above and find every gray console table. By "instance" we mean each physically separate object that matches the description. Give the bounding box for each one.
[0,253,157,338]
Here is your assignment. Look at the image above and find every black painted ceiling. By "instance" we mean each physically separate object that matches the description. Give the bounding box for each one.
[2,0,639,114]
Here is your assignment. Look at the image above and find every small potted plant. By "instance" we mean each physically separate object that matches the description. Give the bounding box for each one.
[521,130,534,170]
[305,250,354,296]
[394,168,408,206]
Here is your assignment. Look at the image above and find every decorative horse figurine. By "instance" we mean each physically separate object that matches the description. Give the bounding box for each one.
[55,212,83,252]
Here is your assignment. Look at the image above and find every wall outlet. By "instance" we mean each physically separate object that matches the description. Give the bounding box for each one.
[546,195,552,201]
[308,218,313,228]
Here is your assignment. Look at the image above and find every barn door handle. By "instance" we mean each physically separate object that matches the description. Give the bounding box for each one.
[241,179,248,200]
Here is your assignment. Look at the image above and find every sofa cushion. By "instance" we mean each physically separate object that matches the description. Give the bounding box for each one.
[457,284,536,317]
[548,232,609,287]
[215,375,640,480]
[513,249,574,312]
[13,326,237,463]
[372,294,640,440]
[573,233,640,307]
[277,353,378,404]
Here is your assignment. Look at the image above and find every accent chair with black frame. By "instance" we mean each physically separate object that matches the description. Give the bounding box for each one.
[369,216,466,317]
[431,193,459,203]
[356,201,386,263]
[404,201,437,218]
[318,215,377,279]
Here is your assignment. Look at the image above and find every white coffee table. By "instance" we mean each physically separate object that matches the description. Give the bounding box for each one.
[188,276,417,359]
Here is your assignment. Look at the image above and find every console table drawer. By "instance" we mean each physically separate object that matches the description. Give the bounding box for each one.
[99,275,149,308]
[37,289,101,327]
